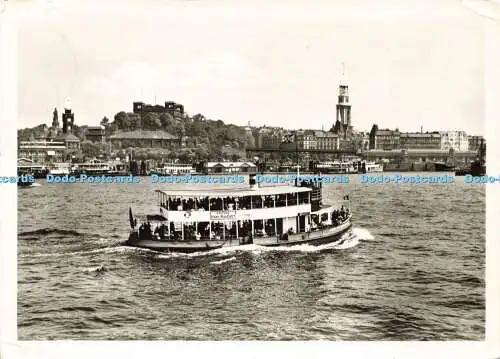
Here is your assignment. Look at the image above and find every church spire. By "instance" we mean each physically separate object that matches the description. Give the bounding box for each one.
[332,63,352,139]
[340,62,348,86]
[51,107,59,129]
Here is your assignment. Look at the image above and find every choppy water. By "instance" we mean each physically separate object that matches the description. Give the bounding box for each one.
[17,173,485,340]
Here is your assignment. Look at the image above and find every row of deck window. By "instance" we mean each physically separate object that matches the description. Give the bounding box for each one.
[160,193,311,211]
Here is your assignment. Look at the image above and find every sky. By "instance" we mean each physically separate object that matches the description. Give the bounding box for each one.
[12,0,486,135]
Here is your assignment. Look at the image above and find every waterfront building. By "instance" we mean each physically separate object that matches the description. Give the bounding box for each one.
[369,125,442,151]
[255,126,285,149]
[205,161,257,174]
[259,127,284,149]
[369,126,401,150]
[296,132,317,150]
[18,139,66,164]
[55,132,81,152]
[400,132,441,150]
[108,130,180,150]
[358,132,370,152]
[364,149,478,164]
[255,127,270,148]
[314,131,339,150]
[468,135,485,152]
[439,131,468,151]
[261,134,282,149]
[85,126,106,143]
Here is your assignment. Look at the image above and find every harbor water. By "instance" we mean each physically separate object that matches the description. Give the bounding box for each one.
[17,173,485,340]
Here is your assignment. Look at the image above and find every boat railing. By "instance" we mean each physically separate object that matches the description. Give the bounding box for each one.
[132,213,351,243]
[160,198,311,212]
[138,232,260,242]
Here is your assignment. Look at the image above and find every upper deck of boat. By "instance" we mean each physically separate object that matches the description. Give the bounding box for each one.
[155,185,311,198]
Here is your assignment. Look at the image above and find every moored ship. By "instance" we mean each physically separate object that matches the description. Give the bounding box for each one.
[126,174,352,252]
[70,159,111,176]
[316,160,356,174]
[433,162,455,172]
[148,163,197,176]
[354,161,383,174]
[49,163,71,175]
[455,138,486,177]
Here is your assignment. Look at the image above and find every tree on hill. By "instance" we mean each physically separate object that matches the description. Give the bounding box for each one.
[80,140,102,157]
[159,113,174,128]
[100,116,109,127]
[114,111,130,130]
[142,112,162,130]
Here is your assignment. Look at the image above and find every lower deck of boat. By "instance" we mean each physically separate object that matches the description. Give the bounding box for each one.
[126,217,352,253]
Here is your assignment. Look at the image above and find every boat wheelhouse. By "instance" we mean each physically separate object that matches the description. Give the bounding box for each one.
[126,175,352,252]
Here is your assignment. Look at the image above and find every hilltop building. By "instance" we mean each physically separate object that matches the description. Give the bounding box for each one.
[85,126,106,143]
[62,105,75,134]
[132,101,185,118]
[244,121,253,136]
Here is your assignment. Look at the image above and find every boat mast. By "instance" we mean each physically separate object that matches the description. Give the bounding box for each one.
[295,131,300,184]
[208,196,212,239]
[181,201,184,241]
[222,196,226,240]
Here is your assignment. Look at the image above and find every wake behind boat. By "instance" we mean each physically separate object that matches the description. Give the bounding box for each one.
[126,174,352,253]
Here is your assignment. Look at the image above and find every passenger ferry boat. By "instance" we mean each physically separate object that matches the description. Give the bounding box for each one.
[149,163,197,176]
[126,174,352,252]
[70,159,111,176]
[316,161,356,174]
[354,161,383,173]
[48,163,71,175]
[17,158,48,179]
[365,162,383,173]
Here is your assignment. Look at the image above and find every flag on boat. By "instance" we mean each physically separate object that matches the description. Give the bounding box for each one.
[343,195,350,200]
[129,207,134,229]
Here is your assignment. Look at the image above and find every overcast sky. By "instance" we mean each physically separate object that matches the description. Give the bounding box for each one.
[13,0,485,135]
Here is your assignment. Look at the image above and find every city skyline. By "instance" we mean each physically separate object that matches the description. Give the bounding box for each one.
[15,0,485,136]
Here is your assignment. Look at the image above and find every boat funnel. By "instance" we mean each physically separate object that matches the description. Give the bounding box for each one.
[249,173,259,190]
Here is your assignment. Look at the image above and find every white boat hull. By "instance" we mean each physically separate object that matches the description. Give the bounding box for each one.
[126,217,352,253]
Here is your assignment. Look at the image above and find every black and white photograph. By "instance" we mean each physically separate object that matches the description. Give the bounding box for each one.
[2,0,500,355]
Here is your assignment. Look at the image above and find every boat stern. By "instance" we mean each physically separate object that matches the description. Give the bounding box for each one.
[127,230,139,245]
